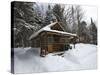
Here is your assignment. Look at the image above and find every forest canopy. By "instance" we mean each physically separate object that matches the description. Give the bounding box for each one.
[12,2,97,47]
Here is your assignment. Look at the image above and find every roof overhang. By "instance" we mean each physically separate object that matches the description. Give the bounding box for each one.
[29,22,77,40]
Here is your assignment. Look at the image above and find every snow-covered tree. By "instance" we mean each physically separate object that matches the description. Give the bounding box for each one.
[52,4,70,32]
[75,6,84,35]
[13,2,44,47]
[44,5,56,26]
[65,6,78,33]
[89,18,97,44]
[33,4,45,30]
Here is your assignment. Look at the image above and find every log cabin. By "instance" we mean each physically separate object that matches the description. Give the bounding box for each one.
[29,22,77,56]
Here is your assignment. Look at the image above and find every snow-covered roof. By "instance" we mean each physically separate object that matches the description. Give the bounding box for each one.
[29,22,77,40]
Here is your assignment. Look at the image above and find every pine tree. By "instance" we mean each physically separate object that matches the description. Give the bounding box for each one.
[74,6,84,42]
[44,5,56,26]
[89,18,97,44]
[71,6,78,33]
[78,21,90,43]
[13,2,39,47]
[52,4,69,32]
[33,3,45,30]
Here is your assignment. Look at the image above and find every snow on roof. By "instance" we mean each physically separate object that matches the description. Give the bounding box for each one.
[29,22,77,40]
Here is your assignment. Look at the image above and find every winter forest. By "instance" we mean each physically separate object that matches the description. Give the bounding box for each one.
[13,2,97,48]
[11,2,98,73]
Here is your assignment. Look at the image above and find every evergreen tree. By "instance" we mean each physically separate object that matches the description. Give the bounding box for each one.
[44,5,56,26]
[65,6,78,33]
[89,18,97,44]
[77,21,91,43]
[71,6,78,33]
[33,4,45,30]
[74,6,84,41]
[13,2,40,47]
[52,4,69,32]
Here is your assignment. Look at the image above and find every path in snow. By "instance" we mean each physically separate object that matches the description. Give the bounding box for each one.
[14,43,97,74]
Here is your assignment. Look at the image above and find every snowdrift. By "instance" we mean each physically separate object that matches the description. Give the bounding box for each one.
[14,43,97,73]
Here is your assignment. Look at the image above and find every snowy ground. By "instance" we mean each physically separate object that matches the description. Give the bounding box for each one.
[14,43,97,74]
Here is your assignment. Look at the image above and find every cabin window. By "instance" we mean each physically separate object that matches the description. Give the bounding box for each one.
[48,35,62,44]
[54,36,60,43]
[48,36,54,43]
